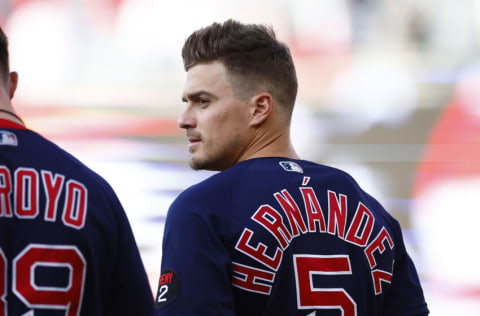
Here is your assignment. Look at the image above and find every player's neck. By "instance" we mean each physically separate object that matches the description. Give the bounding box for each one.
[0,103,24,126]
[237,127,300,163]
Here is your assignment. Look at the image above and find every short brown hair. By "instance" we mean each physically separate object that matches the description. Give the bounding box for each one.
[0,26,9,81]
[182,19,298,114]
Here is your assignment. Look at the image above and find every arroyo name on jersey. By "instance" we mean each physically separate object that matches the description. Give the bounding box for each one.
[0,165,88,230]
[233,176,394,296]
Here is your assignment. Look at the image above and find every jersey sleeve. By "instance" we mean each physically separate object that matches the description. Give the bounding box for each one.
[155,191,235,315]
[384,220,429,316]
[103,190,157,316]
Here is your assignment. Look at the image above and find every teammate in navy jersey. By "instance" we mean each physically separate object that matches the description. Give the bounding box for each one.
[156,20,429,315]
[0,26,156,316]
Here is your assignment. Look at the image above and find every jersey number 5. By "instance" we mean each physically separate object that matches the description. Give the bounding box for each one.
[293,254,357,316]
[0,244,86,316]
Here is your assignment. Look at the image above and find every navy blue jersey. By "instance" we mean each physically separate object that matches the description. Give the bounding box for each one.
[156,157,428,315]
[0,119,156,316]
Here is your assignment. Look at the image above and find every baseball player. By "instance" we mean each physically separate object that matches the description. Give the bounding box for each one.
[0,26,156,315]
[155,20,429,315]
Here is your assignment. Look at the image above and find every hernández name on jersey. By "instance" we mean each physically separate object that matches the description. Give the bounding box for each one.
[0,165,88,229]
[232,175,394,297]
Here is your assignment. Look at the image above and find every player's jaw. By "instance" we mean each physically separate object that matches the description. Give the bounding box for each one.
[186,131,244,171]
[187,145,213,171]
[185,130,211,170]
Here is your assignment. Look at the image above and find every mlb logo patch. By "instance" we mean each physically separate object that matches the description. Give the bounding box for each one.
[279,161,303,173]
[0,130,18,146]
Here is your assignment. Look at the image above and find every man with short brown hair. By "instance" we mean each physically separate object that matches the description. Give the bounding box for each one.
[156,19,429,316]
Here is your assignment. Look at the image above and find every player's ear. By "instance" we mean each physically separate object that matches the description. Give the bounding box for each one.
[249,92,273,126]
[8,71,18,99]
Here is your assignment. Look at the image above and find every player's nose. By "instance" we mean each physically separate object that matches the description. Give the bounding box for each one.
[178,107,196,129]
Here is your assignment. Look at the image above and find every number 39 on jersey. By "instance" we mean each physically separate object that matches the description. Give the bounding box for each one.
[0,244,86,316]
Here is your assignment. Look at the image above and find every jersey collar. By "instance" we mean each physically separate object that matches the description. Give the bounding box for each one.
[0,118,27,130]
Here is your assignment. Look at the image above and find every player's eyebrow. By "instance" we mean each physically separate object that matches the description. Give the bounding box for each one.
[181,90,217,102]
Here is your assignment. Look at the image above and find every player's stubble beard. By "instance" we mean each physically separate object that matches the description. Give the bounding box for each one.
[188,135,244,171]
[188,155,208,170]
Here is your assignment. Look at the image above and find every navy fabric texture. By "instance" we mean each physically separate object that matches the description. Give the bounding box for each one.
[157,157,428,316]
[0,123,156,316]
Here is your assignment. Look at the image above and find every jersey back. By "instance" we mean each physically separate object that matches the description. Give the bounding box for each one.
[1,121,155,316]
[158,157,428,316]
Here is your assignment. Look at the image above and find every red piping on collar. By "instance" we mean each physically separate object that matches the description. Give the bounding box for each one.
[0,118,26,130]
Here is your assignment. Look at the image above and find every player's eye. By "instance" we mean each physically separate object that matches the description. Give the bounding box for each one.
[198,98,210,107]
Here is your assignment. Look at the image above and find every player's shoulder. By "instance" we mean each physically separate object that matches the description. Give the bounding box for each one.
[175,157,282,197]
[176,157,355,197]
[301,160,363,189]
[172,170,232,212]
[25,129,116,195]
[169,158,272,217]
[308,161,401,223]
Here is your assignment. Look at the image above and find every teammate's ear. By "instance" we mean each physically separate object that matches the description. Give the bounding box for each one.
[8,71,18,99]
[249,93,273,126]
